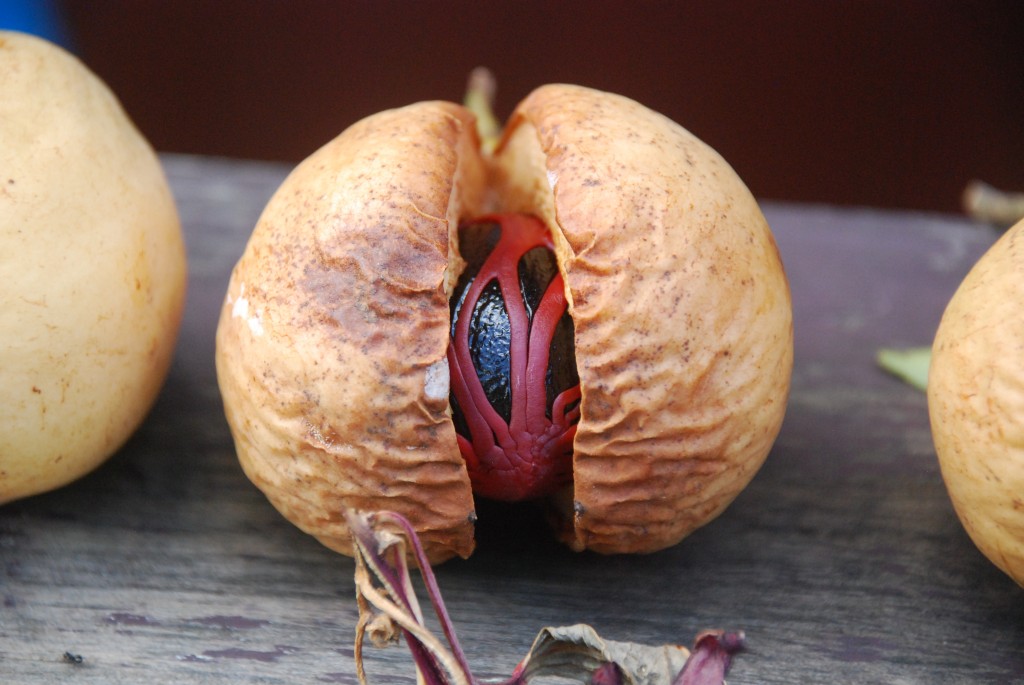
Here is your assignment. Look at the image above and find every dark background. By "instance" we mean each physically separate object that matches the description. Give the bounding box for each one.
[12,1,1024,213]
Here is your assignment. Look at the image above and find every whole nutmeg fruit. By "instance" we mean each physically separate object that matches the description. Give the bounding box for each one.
[0,32,187,504]
[928,217,1024,586]
[216,80,793,562]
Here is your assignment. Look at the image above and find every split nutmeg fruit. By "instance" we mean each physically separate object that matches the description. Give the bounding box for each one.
[928,217,1024,587]
[216,76,793,562]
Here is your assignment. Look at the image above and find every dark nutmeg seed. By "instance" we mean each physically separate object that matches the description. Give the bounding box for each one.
[448,213,580,501]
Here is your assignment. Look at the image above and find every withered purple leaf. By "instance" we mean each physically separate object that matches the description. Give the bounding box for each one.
[345,509,743,685]
[672,631,746,685]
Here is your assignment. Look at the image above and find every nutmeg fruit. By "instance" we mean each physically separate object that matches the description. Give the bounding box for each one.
[0,32,187,504]
[215,82,792,562]
[928,218,1024,586]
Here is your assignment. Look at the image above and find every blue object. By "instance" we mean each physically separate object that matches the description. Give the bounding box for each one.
[0,0,70,46]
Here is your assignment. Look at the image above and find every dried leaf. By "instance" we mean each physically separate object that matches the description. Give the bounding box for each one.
[344,509,744,685]
[672,631,745,685]
[512,623,690,684]
[347,509,473,685]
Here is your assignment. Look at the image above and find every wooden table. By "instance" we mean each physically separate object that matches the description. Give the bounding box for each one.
[2,154,1022,684]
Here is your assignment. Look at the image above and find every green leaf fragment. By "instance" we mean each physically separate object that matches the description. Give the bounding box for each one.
[877,346,931,392]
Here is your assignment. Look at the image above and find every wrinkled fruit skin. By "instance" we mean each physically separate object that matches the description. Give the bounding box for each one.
[215,83,793,563]
[928,217,1024,587]
[0,32,186,504]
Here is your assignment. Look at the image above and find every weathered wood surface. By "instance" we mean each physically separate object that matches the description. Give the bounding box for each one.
[2,154,1022,684]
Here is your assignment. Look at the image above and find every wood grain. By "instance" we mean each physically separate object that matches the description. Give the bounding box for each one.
[1,155,1022,684]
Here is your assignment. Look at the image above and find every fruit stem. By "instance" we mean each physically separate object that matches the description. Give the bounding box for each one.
[464,67,501,154]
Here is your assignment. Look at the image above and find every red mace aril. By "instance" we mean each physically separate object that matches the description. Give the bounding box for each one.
[448,213,581,501]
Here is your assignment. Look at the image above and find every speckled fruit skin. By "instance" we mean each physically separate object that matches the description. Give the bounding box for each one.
[0,32,187,504]
[928,218,1024,587]
[215,84,793,563]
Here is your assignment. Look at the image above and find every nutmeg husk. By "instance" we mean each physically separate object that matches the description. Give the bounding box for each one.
[928,218,1024,586]
[215,84,792,562]
[1,32,186,504]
